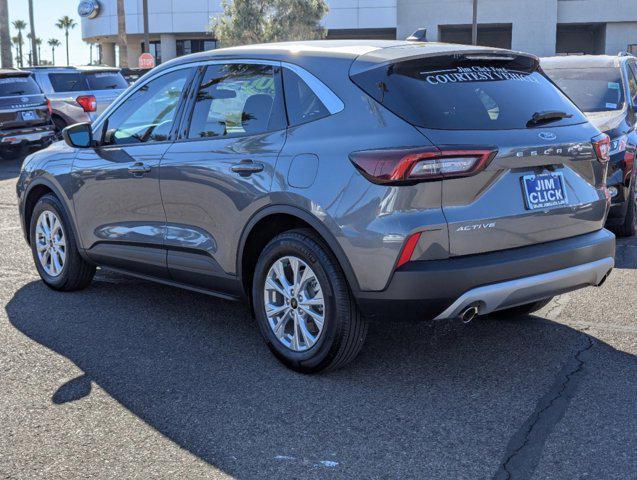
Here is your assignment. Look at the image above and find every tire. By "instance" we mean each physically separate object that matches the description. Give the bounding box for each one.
[52,116,67,138]
[252,229,367,373]
[491,297,553,318]
[29,193,95,291]
[613,183,636,237]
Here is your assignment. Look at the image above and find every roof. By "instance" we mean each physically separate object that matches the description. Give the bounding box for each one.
[0,68,30,78]
[540,55,630,69]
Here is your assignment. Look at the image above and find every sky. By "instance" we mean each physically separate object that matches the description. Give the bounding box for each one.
[7,0,90,66]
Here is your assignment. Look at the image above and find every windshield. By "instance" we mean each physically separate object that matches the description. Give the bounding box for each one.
[0,76,41,97]
[543,67,624,113]
[85,72,128,90]
[351,56,587,130]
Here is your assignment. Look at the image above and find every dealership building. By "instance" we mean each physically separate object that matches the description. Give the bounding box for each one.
[79,0,637,67]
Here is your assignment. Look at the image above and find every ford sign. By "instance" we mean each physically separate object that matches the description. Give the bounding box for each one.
[538,131,557,141]
[78,0,100,19]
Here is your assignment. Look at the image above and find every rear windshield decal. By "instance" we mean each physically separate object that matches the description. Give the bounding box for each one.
[608,82,620,90]
[420,66,539,85]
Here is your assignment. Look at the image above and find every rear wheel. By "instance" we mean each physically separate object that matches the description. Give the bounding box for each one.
[252,229,367,373]
[490,297,553,318]
[29,194,95,291]
[614,183,636,237]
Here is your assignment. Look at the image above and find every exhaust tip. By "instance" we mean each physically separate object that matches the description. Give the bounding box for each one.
[459,305,480,324]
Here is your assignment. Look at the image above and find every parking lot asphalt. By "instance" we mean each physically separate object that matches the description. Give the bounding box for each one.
[0,156,635,480]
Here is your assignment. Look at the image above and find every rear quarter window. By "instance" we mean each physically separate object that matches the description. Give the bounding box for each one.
[351,56,587,130]
[0,76,41,97]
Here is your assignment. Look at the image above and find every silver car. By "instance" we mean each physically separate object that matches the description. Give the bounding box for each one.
[17,41,615,372]
[27,66,128,131]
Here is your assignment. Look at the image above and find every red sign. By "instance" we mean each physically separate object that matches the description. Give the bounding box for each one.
[138,53,155,69]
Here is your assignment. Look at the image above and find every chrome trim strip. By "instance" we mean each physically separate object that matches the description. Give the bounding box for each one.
[93,58,344,130]
[434,257,614,320]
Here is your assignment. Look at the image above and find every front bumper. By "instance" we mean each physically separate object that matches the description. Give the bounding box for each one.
[356,229,615,321]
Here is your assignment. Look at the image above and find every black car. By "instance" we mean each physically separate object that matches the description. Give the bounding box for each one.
[542,54,637,236]
[0,69,56,160]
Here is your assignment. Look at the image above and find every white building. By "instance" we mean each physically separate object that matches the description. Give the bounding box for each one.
[79,0,637,67]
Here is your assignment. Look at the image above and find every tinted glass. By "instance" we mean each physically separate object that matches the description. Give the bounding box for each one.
[85,72,128,90]
[102,68,191,145]
[627,62,637,105]
[188,64,284,139]
[282,68,329,126]
[351,56,586,130]
[0,75,41,96]
[544,67,625,112]
[49,73,88,92]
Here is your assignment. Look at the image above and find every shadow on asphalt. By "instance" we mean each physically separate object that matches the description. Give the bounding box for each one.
[0,156,22,181]
[5,263,637,479]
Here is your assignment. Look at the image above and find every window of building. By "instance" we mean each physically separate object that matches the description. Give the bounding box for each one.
[176,39,218,57]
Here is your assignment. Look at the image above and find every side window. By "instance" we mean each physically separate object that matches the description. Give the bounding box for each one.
[187,64,285,139]
[102,68,192,145]
[48,73,88,92]
[282,68,330,126]
[628,62,637,105]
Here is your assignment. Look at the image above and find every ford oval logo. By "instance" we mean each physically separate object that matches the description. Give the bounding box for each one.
[20,96,29,103]
[538,131,557,141]
[78,0,100,19]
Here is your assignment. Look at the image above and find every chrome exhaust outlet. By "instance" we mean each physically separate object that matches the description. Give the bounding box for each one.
[459,305,480,324]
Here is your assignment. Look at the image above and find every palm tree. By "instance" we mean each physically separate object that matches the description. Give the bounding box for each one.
[26,33,42,66]
[11,35,21,67]
[27,0,37,65]
[116,0,128,67]
[0,0,12,68]
[12,19,26,68]
[48,38,60,65]
[55,16,76,66]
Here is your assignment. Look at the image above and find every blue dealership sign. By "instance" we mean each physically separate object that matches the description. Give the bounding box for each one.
[78,0,100,19]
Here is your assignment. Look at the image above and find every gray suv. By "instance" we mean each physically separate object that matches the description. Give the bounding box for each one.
[17,41,615,372]
[26,66,128,132]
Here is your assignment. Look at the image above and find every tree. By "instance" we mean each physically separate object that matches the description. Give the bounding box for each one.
[11,35,20,66]
[0,0,12,68]
[26,33,42,66]
[48,38,60,65]
[55,16,76,66]
[27,0,37,65]
[210,0,328,48]
[12,19,26,67]
[116,0,128,67]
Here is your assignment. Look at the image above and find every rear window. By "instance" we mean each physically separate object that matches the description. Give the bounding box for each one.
[85,72,128,90]
[49,73,88,92]
[0,75,41,97]
[543,67,625,112]
[351,56,587,130]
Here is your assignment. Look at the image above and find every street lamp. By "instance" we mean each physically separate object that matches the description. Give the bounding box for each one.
[471,0,478,45]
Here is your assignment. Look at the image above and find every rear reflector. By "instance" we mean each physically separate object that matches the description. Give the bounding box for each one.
[396,232,422,269]
[349,147,496,184]
[76,95,97,113]
[46,98,53,116]
[592,133,611,163]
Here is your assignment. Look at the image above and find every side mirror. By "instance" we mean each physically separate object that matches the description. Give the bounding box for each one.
[62,123,93,148]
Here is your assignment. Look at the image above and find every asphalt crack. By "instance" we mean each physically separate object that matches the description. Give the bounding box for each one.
[493,334,594,480]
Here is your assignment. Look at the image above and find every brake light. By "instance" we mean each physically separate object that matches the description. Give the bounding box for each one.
[592,134,610,163]
[349,147,496,184]
[76,95,97,113]
[396,232,422,269]
[46,98,52,116]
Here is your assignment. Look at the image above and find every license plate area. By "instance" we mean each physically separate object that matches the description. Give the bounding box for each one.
[20,110,37,121]
[522,172,568,210]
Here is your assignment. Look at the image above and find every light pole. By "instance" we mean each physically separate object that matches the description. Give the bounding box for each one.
[143,0,150,56]
[471,0,478,45]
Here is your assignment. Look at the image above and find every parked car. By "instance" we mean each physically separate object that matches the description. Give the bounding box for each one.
[26,66,128,132]
[542,54,637,236]
[0,69,56,159]
[120,67,151,85]
[17,41,615,372]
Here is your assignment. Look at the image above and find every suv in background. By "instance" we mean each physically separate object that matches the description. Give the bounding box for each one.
[0,69,55,159]
[542,54,637,236]
[27,66,128,132]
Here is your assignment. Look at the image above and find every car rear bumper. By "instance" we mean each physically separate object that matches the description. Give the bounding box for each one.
[355,229,615,321]
[1,125,56,148]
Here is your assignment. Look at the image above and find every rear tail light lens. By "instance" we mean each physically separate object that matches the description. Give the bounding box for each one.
[396,232,422,269]
[46,98,52,116]
[76,95,97,113]
[592,133,611,163]
[349,147,496,184]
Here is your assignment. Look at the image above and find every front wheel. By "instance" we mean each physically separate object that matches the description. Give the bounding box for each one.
[252,229,367,373]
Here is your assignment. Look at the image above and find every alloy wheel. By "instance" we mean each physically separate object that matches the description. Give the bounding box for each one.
[35,210,66,277]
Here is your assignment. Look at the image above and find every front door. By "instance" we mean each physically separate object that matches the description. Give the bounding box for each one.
[71,67,195,277]
[160,63,287,292]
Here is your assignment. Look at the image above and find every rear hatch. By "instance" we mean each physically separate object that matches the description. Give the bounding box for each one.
[351,48,608,256]
[0,72,50,131]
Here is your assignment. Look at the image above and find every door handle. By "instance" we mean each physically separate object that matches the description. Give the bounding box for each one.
[128,162,151,176]
[231,159,264,176]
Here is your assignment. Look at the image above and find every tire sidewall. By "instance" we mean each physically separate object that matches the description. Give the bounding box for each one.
[252,233,346,372]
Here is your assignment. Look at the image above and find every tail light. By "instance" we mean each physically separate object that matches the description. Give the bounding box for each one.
[592,134,610,163]
[46,98,52,116]
[349,147,496,184]
[76,95,97,113]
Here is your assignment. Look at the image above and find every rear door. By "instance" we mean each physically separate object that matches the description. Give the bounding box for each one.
[159,62,287,290]
[351,53,608,256]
